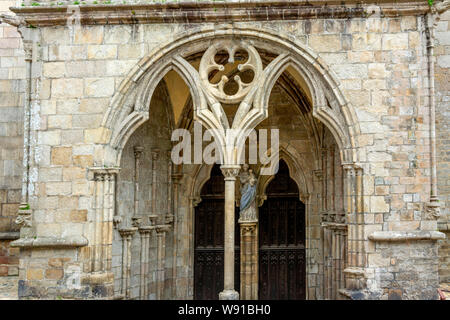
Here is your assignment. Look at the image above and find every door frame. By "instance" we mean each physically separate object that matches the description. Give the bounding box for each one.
[188,153,312,300]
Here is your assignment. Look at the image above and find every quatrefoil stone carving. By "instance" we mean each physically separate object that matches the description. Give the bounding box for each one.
[199,40,263,105]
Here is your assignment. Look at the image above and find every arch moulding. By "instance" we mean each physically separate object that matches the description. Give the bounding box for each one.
[100,25,361,168]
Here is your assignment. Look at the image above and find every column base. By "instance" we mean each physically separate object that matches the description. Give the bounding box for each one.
[219,289,239,300]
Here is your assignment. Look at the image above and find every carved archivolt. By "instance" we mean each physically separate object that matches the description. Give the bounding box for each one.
[102,26,359,167]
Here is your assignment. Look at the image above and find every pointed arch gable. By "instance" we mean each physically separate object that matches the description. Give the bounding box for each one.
[102,25,361,167]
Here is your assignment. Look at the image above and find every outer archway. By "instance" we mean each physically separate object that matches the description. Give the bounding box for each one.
[101,25,361,168]
[97,25,365,300]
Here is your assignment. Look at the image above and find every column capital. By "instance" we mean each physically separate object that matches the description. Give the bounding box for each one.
[118,227,137,239]
[220,165,241,180]
[131,216,142,227]
[171,173,183,183]
[151,148,160,160]
[138,226,155,234]
[313,169,323,180]
[219,289,240,300]
[148,215,159,226]
[155,224,171,234]
[342,163,362,172]
[239,222,257,235]
[424,201,441,220]
[88,167,120,181]
[133,146,144,158]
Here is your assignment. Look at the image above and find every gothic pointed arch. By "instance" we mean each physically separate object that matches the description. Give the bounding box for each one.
[101,25,361,168]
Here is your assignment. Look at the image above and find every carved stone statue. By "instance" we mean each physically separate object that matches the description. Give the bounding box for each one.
[238,164,258,222]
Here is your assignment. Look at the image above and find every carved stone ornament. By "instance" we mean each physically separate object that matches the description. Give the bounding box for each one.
[118,227,137,239]
[240,223,256,235]
[424,202,441,220]
[199,40,263,105]
[174,39,288,165]
[113,215,123,229]
[0,14,25,27]
[221,165,241,180]
[15,212,32,228]
[15,204,32,229]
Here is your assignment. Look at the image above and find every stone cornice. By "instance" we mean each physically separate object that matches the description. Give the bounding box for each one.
[7,1,432,27]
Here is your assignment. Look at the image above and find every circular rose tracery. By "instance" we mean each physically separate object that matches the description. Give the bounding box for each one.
[199,40,263,104]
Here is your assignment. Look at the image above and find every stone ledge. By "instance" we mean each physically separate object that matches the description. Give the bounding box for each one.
[7,0,430,27]
[368,231,446,242]
[10,235,88,248]
[343,267,366,277]
[0,232,20,240]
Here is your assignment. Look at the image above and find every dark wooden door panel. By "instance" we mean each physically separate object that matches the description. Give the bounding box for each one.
[259,248,305,300]
[258,160,306,300]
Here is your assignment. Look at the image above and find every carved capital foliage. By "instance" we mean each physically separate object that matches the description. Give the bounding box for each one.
[240,223,257,235]
[113,215,123,229]
[220,165,241,180]
[155,224,171,234]
[424,202,441,220]
[342,163,362,176]
[148,214,159,226]
[15,204,32,229]
[131,216,142,227]
[151,148,160,161]
[190,196,202,207]
[138,225,155,235]
[321,211,346,224]
[313,169,323,180]
[133,146,144,159]
[88,167,120,181]
[15,211,32,228]
[118,227,137,239]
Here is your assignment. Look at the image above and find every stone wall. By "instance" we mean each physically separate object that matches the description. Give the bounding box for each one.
[0,0,448,299]
[435,9,450,285]
[0,0,24,284]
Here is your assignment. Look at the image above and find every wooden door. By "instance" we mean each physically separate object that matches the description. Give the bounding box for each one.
[259,160,306,300]
[194,165,240,300]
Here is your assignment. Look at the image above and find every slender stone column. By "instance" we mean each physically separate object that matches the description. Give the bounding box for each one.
[21,40,33,205]
[219,165,240,300]
[166,151,173,222]
[119,227,137,299]
[148,215,159,299]
[89,168,120,273]
[171,172,182,298]
[151,149,159,216]
[155,224,171,299]
[133,146,144,219]
[138,226,153,300]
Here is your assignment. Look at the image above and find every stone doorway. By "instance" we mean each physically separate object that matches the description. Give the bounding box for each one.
[194,161,307,300]
[259,160,306,300]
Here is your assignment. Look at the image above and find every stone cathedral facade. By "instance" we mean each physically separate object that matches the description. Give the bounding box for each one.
[0,0,449,300]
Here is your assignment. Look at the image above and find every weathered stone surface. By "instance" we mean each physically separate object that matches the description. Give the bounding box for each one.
[0,1,447,301]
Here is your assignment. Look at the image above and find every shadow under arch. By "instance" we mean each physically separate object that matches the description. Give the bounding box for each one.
[256,146,312,206]
[100,25,361,168]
